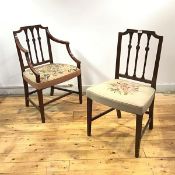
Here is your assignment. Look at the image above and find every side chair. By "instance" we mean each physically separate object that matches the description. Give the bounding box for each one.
[86,29,163,157]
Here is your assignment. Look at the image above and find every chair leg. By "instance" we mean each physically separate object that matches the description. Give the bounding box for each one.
[87,97,92,136]
[116,110,121,118]
[50,86,54,96]
[37,89,45,123]
[149,99,154,130]
[23,80,29,107]
[135,114,143,158]
[77,75,82,104]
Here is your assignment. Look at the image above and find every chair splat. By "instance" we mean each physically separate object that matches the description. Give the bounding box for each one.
[133,32,142,77]
[126,32,133,76]
[117,29,163,87]
[142,33,151,79]
[36,27,45,62]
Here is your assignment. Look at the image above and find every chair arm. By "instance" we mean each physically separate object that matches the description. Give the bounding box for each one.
[14,36,28,54]
[47,31,81,68]
[47,30,69,44]
[25,53,41,83]
[66,43,81,68]
[14,37,41,83]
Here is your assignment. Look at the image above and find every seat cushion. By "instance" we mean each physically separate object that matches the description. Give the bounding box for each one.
[86,79,155,115]
[23,63,81,89]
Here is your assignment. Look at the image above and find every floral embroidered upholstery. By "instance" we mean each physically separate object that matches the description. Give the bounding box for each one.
[86,79,155,115]
[108,81,139,95]
[23,63,80,89]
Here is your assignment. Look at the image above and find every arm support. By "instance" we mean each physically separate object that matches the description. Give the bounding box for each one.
[47,30,81,68]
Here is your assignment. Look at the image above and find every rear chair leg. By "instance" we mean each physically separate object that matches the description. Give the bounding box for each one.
[116,110,121,118]
[87,97,92,136]
[37,89,45,123]
[77,75,82,104]
[135,114,143,158]
[50,86,54,96]
[149,100,154,130]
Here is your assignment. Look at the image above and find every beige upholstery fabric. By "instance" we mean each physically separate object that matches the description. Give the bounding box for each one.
[23,63,80,89]
[86,79,155,115]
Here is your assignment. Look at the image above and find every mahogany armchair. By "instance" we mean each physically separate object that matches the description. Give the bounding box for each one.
[86,29,163,157]
[13,24,82,123]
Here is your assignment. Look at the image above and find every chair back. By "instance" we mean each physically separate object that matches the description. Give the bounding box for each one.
[115,29,163,89]
[13,24,53,72]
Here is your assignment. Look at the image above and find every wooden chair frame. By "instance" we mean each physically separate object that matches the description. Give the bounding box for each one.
[87,29,163,157]
[13,24,82,123]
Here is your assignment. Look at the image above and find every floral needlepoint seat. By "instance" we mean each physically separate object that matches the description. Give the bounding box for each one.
[86,29,163,158]
[86,79,155,115]
[23,63,81,90]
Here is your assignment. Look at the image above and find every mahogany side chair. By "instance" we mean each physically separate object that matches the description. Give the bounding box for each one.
[86,29,163,157]
[13,24,82,123]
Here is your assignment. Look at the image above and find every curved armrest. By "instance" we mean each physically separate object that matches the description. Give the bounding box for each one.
[25,53,41,83]
[14,36,28,54]
[47,30,69,44]
[47,30,81,68]
[66,43,81,68]
[14,36,41,83]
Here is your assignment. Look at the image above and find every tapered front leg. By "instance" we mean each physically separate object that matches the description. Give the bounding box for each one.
[149,99,154,130]
[135,114,143,158]
[37,89,45,123]
[87,97,92,136]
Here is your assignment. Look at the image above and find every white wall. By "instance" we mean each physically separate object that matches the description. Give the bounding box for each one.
[0,0,175,93]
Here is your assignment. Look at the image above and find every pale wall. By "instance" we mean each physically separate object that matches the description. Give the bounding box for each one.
[0,0,175,94]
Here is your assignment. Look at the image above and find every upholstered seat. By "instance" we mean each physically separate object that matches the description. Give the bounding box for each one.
[23,63,81,89]
[86,79,155,115]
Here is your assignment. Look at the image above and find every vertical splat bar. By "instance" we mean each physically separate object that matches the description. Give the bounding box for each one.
[142,34,151,79]
[133,31,142,77]
[29,27,39,63]
[24,29,33,64]
[36,27,45,62]
[125,32,133,76]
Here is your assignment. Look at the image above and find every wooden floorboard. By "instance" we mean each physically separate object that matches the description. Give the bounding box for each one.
[0,93,175,174]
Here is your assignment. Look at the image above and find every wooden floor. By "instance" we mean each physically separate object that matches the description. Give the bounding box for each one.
[0,93,175,175]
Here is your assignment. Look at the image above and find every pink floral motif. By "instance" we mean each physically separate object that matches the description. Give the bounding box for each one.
[109,81,139,95]
[25,63,78,82]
